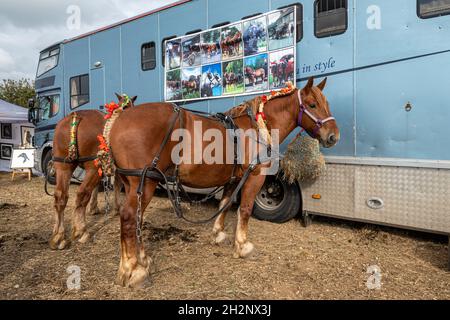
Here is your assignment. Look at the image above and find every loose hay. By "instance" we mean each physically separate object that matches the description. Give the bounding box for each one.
[0,172,449,300]
[280,134,325,184]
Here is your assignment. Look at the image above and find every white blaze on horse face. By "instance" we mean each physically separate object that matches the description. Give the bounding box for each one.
[203,128,224,165]
[171,128,192,165]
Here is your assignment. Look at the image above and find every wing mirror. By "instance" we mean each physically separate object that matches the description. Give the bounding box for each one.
[28,99,37,124]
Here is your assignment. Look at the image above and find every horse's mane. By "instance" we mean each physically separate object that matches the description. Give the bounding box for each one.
[225,87,298,118]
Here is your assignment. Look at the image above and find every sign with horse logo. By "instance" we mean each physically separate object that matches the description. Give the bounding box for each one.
[164,7,296,102]
[10,148,35,169]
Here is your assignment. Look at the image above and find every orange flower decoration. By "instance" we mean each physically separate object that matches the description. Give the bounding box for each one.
[97,134,109,152]
[104,102,120,120]
[270,91,277,96]
[93,159,103,177]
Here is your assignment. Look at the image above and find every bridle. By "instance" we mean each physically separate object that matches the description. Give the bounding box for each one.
[297,89,335,137]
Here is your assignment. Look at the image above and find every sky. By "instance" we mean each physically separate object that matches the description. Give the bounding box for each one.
[0,0,178,81]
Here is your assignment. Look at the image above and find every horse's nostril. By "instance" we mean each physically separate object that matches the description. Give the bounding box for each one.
[328,134,336,145]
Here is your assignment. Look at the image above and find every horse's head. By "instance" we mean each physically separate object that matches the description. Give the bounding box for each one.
[115,93,137,109]
[297,77,340,148]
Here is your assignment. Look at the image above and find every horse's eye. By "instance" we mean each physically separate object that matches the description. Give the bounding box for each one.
[310,104,316,109]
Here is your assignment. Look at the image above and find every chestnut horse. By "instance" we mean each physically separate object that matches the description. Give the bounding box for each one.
[109,77,339,287]
[49,94,136,250]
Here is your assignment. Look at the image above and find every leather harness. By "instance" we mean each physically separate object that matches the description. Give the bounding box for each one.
[115,104,258,226]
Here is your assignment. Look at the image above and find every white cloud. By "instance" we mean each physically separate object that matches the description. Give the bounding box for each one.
[0,0,178,80]
[0,48,15,72]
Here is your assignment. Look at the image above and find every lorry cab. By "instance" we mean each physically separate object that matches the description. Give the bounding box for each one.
[31,43,65,173]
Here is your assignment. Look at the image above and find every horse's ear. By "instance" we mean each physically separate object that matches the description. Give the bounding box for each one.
[317,77,327,91]
[115,92,121,100]
[131,96,138,103]
[304,77,314,93]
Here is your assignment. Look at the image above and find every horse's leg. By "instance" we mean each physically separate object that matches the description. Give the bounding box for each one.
[88,183,101,215]
[212,182,237,245]
[233,173,266,259]
[71,164,101,244]
[113,173,123,216]
[116,178,157,288]
[50,163,75,250]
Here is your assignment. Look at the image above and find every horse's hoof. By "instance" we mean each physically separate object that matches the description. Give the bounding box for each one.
[77,232,90,244]
[115,260,150,288]
[58,239,68,250]
[234,242,255,259]
[71,228,89,244]
[49,233,67,250]
[213,231,228,245]
[89,207,101,216]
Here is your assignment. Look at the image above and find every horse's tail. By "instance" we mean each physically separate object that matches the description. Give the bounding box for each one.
[67,112,80,162]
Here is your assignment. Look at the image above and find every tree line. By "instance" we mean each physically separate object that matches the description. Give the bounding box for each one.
[0,78,35,108]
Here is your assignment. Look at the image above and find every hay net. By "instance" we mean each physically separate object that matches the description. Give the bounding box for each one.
[280,133,325,183]
[227,82,326,183]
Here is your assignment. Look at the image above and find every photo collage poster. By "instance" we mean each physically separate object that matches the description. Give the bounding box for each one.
[165,7,296,102]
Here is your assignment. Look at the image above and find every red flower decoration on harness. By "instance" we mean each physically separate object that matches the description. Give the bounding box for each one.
[104,101,120,120]
[261,95,268,104]
[256,112,267,122]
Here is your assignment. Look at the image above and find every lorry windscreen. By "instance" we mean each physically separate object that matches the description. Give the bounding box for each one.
[37,48,60,77]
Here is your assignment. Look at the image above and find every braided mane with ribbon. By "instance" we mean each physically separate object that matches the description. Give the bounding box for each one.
[95,94,132,177]
[227,82,297,146]
[67,112,80,162]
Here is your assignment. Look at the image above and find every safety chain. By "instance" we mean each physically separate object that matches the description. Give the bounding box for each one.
[102,177,112,215]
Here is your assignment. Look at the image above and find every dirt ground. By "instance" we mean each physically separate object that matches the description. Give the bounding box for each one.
[0,172,449,300]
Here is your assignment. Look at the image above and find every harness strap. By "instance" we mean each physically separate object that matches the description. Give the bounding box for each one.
[52,155,98,164]
[175,164,256,225]
[136,105,181,196]
[297,89,336,137]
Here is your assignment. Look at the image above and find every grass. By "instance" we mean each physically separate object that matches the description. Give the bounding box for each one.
[223,84,244,95]
[182,90,200,100]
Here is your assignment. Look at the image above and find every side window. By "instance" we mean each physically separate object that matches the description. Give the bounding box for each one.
[278,3,303,42]
[38,95,60,122]
[418,0,450,18]
[70,74,89,109]
[141,42,156,71]
[162,36,177,67]
[314,0,348,38]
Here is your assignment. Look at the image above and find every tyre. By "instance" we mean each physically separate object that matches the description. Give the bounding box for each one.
[42,150,56,185]
[253,175,302,224]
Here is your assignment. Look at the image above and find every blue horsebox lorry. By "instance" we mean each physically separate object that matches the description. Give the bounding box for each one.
[29,0,450,248]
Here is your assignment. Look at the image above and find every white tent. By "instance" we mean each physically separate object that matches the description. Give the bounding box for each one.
[0,99,34,172]
[0,99,28,123]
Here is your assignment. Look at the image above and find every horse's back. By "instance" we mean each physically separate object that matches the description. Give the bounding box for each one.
[54,109,105,158]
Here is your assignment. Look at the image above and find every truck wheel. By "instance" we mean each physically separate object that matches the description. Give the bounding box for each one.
[253,175,301,223]
[43,150,56,186]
